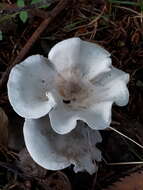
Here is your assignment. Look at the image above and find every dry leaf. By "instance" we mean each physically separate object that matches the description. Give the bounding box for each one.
[131,31,140,45]
[0,107,8,146]
[103,170,143,190]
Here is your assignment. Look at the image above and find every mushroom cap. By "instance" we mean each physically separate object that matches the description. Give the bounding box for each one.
[24,116,102,174]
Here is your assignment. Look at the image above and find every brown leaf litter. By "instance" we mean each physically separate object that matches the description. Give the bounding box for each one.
[103,170,143,190]
[0,107,8,146]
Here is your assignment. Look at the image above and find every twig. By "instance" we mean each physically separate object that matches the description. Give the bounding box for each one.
[13,0,68,64]
[0,0,55,15]
[0,2,54,19]
[106,161,143,166]
[109,126,143,149]
[0,0,69,89]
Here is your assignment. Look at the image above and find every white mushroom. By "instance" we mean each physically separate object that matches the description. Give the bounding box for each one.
[24,116,102,174]
[8,37,129,134]
[7,55,56,119]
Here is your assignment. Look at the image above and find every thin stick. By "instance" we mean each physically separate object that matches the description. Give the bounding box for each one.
[107,161,143,166]
[109,126,143,149]
[12,0,68,65]
[113,5,140,15]
[0,0,55,15]
[103,157,143,166]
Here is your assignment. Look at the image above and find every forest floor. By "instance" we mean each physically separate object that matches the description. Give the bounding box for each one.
[0,0,143,189]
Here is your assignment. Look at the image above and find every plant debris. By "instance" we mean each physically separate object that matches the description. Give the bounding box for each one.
[0,107,8,146]
[1,0,143,189]
[103,170,143,190]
